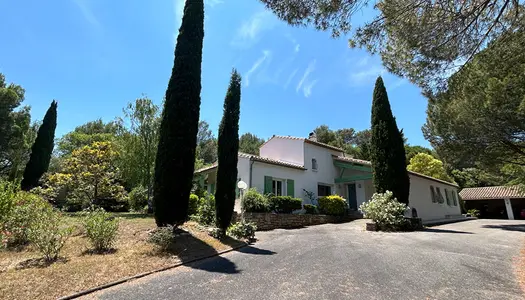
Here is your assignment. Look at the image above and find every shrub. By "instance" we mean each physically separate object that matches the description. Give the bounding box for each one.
[0,180,17,223]
[81,207,119,252]
[148,225,175,251]
[193,193,215,225]
[268,196,302,213]
[209,227,225,239]
[1,191,50,248]
[303,204,318,214]
[359,191,409,231]
[28,207,72,261]
[241,188,269,213]
[188,194,202,216]
[467,208,480,218]
[318,195,348,215]
[227,220,257,241]
[128,186,148,212]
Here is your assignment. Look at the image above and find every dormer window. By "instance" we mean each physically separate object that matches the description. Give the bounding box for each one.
[312,158,318,171]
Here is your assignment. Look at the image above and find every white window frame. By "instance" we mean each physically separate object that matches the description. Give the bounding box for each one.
[272,178,286,196]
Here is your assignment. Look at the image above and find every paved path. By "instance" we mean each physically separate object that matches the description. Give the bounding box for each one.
[86,219,525,300]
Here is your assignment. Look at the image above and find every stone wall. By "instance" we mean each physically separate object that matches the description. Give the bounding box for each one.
[234,212,361,231]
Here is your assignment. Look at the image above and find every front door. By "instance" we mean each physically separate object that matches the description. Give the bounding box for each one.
[348,183,357,210]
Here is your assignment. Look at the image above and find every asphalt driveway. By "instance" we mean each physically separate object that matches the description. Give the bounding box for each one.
[85,219,525,300]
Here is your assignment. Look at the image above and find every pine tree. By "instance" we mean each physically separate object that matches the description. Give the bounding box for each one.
[215,70,241,233]
[370,77,410,204]
[21,100,57,191]
[153,0,204,227]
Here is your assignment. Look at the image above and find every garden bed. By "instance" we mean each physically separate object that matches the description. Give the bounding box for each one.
[0,213,244,300]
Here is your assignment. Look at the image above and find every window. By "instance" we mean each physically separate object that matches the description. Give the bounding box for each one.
[318,184,331,197]
[430,186,437,203]
[445,189,451,206]
[312,158,318,171]
[452,190,458,206]
[272,179,284,196]
[436,187,444,204]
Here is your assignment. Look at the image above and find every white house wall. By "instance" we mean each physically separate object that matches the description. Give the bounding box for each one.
[302,143,343,202]
[250,162,306,198]
[259,137,305,165]
[408,174,461,221]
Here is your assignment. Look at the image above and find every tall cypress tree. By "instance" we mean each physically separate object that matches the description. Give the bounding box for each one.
[21,100,57,191]
[153,0,204,227]
[370,77,410,204]
[215,70,241,233]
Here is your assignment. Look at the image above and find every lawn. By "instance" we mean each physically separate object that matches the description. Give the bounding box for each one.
[0,213,244,300]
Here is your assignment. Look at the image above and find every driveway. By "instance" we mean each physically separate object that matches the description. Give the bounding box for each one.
[85,219,525,300]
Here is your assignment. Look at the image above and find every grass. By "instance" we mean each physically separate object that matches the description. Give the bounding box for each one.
[0,213,244,300]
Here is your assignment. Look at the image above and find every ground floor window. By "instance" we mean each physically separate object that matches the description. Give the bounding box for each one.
[318,184,331,197]
[272,179,284,196]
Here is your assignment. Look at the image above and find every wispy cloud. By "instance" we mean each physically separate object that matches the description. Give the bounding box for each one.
[73,0,101,28]
[294,44,301,53]
[245,50,272,87]
[231,11,277,48]
[205,0,224,7]
[303,80,318,97]
[357,56,369,67]
[349,66,385,86]
[295,60,317,97]
[285,68,298,89]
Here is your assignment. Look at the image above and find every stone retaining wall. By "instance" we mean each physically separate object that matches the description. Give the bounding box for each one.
[234,212,361,231]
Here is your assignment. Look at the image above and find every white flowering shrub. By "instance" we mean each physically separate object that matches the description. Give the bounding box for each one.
[359,191,409,231]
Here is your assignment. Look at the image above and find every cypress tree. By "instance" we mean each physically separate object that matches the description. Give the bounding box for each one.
[370,77,410,204]
[21,100,58,191]
[215,70,241,233]
[153,0,204,227]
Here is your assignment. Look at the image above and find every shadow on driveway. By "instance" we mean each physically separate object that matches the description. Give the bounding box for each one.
[422,228,474,234]
[482,224,525,232]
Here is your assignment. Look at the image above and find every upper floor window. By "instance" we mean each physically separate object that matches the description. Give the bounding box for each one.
[312,158,318,171]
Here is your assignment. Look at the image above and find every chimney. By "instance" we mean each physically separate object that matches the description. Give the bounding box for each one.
[308,132,317,142]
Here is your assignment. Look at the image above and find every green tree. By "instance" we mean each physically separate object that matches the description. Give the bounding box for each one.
[153,0,204,227]
[451,168,504,189]
[259,0,523,91]
[370,77,410,204]
[44,142,127,209]
[58,119,119,156]
[404,145,434,165]
[239,133,264,155]
[424,29,525,173]
[117,97,160,209]
[196,121,218,164]
[21,101,57,190]
[215,70,242,233]
[0,74,33,179]
[407,153,452,182]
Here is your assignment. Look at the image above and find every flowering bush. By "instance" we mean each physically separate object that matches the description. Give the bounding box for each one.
[81,207,120,253]
[27,207,72,261]
[318,195,348,215]
[227,220,257,241]
[359,191,409,231]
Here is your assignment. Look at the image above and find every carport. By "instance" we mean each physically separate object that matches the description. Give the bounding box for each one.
[460,186,525,220]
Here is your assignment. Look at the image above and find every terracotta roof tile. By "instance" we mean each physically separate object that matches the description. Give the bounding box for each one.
[195,152,306,173]
[459,186,524,200]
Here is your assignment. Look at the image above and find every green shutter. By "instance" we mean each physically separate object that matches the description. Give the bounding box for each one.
[264,176,272,194]
[287,179,295,197]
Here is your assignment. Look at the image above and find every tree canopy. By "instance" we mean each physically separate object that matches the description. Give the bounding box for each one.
[259,0,525,91]
[407,153,452,182]
[239,133,265,155]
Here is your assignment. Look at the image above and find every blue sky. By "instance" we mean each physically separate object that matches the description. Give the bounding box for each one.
[0,0,430,147]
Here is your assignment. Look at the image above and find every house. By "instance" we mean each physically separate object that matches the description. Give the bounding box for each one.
[195,134,462,223]
[460,186,525,220]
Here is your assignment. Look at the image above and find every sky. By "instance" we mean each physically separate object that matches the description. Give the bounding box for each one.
[0,0,430,147]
